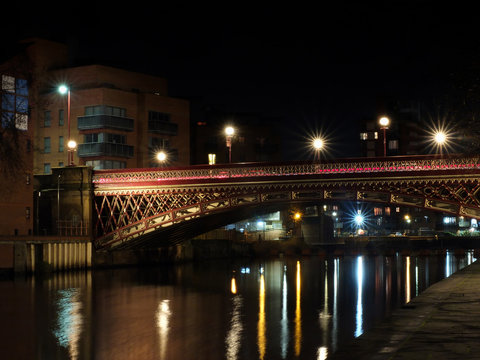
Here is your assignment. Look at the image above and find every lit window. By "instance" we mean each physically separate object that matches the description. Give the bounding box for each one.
[384,207,391,216]
[374,132,378,139]
[360,132,368,140]
[208,153,216,165]
[374,207,383,216]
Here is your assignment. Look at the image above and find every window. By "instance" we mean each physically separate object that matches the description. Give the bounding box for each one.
[384,207,391,216]
[389,140,399,150]
[44,111,51,127]
[25,207,30,219]
[58,162,64,167]
[84,132,126,144]
[1,75,28,130]
[44,137,51,153]
[44,163,51,174]
[374,207,383,216]
[59,136,64,152]
[59,109,64,126]
[85,160,126,170]
[360,132,368,140]
[85,105,126,117]
[208,153,216,165]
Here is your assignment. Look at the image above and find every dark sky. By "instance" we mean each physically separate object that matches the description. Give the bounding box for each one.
[3,2,480,157]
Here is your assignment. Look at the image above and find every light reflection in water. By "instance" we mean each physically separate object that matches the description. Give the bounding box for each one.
[231,276,237,294]
[258,273,266,360]
[53,288,83,360]
[226,295,243,360]
[295,260,302,356]
[156,299,171,360]
[446,251,451,278]
[355,256,363,338]
[281,266,288,359]
[317,260,330,360]
[332,258,339,352]
[405,256,411,303]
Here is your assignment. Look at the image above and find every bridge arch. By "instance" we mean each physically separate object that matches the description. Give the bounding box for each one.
[93,155,480,250]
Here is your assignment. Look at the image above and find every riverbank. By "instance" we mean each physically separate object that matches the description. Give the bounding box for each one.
[330,258,480,359]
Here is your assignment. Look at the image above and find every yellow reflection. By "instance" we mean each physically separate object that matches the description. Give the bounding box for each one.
[53,288,83,360]
[295,261,302,357]
[405,257,411,303]
[355,256,363,338]
[156,300,171,360]
[258,274,266,360]
[226,296,243,360]
[231,277,237,294]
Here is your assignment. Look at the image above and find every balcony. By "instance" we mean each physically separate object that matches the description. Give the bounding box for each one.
[148,120,178,135]
[77,115,134,131]
[78,143,134,158]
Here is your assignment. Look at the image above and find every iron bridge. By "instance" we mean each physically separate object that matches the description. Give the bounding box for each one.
[93,154,480,249]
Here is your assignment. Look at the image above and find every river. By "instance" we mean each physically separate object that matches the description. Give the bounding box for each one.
[0,250,476,359]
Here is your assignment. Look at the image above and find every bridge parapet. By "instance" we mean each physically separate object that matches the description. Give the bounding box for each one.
[93,155,480,186]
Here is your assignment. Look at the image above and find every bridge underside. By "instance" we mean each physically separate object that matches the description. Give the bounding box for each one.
[94,177,480,250]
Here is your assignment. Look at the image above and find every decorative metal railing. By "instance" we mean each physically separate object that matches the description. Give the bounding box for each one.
[93,155,480,185]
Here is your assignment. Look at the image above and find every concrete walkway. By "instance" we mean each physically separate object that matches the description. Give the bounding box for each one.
[331,260,480,360]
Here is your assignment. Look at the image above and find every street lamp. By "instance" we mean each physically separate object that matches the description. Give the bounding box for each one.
[312,137,324,161]
[225,126,235,163]
[434,131,447,155]
[379,116,390,157]
[156,151,167,166]
[58,85,76,166]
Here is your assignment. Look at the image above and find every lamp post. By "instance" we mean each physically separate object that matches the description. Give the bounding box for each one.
[379,116,390,157]
[225,126,235,163]
[312,137,324,162]
[58,85,77,165]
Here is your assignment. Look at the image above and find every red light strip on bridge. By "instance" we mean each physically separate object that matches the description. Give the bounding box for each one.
[93,161,480,185]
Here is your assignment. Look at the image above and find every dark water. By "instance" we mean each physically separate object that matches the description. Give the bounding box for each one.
[0,250,476,360]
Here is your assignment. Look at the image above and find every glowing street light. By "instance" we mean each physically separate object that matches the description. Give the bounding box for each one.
[225,126,235,163]
[294,212,302,221]
[379,116,390,157]
[312,137,324,162]
[156,151,167,164]
[58,84,76,166]
[434,131,447,155]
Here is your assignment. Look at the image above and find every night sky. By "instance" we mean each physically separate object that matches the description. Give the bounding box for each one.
[3,2,480,158]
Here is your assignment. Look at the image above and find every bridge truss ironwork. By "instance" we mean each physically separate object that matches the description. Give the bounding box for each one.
[93,155,480,249]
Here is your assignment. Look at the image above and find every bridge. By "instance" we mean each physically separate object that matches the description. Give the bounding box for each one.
[91,154,480,250]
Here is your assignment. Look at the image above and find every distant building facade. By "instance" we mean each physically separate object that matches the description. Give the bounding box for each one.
[191,107,283,164]
[359,100,424,157]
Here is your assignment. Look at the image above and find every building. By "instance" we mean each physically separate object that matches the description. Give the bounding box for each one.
[0,38,190,242]
[191,106,283,164]
[359,100,425,157]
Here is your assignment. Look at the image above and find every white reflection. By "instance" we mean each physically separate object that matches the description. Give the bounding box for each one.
[258,274,266,360]
[415,260,419,297]
[317,346,328,360]
[281,266,288,359]
[295,261,302,356]
[355,256,363,338]
[405,256,411,303]
[332,258,339,352]
[53,288,83,360]
[318,261,330,358]
[226,296,243,360]
[446,251,451,277]
[156,300,171,360]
